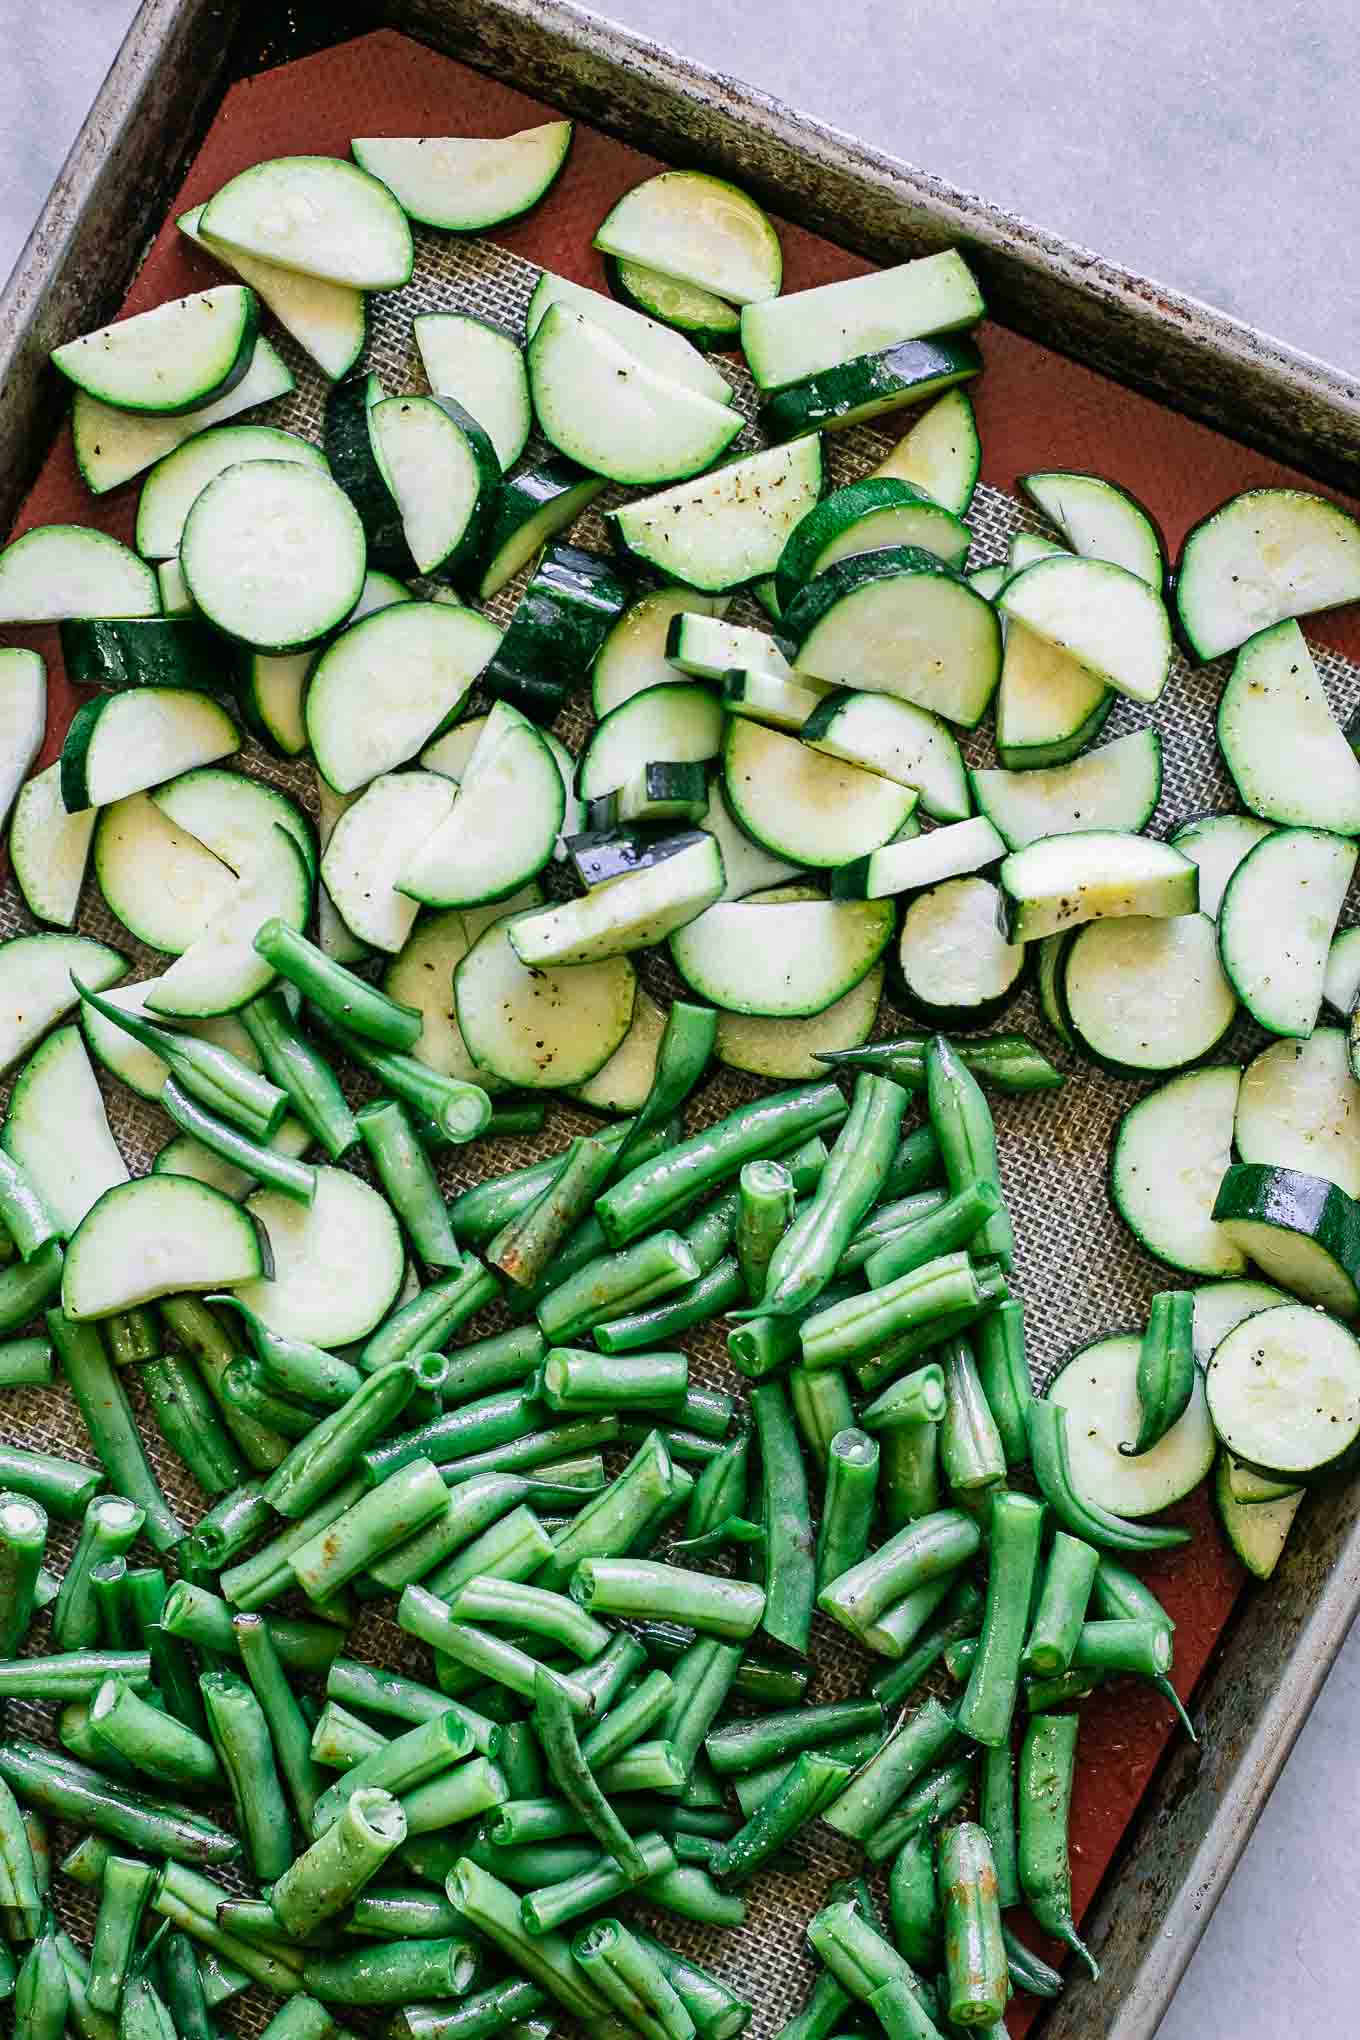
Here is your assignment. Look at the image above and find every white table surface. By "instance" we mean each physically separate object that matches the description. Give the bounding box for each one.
[2,3,1359,2034]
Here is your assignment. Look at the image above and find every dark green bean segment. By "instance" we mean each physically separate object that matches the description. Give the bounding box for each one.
[0,1649,152,1701]
[0,1242,64,1340]
[88,1675,221,1788]
[426,1418,620,1487]
[200,1670,294,1882]
[474,1097,548,1138]
[540,1346,687,1413]
[864,1179,1003,1288]
[1025,1668,1101,1712]
[822,1696,959,1841]
[271,1788,407,1937]
[595,1258,746,1353]
[1023,1532,1099,1678]
[15,1917,68,2040]
[574,1556,765,1640]
[141,1343,247,1497]
[821,1031,1063,1095]
[684,1425,750,1546]
[422,1504,553,1603]
[0,1337,54,1389]
[0,1741,238,1866]
[449,1122,641,1246]
[389,1976,546,2040]
[222,1476,365,1609]
[162,1582,346,1673]
[488,1136,616,1289]
[706,1698,883,1780]
[235,1613,327,1829]
[1071,1618,1173,1679]
[87,1855,157,2014]
[358,1098,462,1268]
[158,1929,219,2040]
[956,1490,1046,1749]
[926,1036,1013,1270]
[76,978,286,1136]
[789,1363,855,1465]
[637,1932,753,2040]
[241,989,359,1159]
[161,1077,317,1200]
[0,1152,58,1262]
[0,1493,47,1656]
[578,1668,675,1771]
[938,1821,1007,2028]
[222,1358,315,1439]
[46,1312,184,1553]
[310,1012,490,1143]
[303,1934,478,2004]
[748,1076,907,1317]
[890,1827,943,1970]
[736,1159,796,1303]
[572,1914,698,2040]
[811,1428,876,1591]
[1123,1289,1196,1457]
[938,1336,1007,1496]
[803,1253,1007,1380]
[1018,1711,1099,1977]
[365,1472,536,1597]
[263,1353,443,1516]
[452,1576,610,1662]
[978,1741,1020,1911]
[0,1774,43,1936]
[360,1266,499,1377]
[445,1857,612,2022]
[1027,1400,1189,1551]
[864,1753,979,1864]
[254,919,423,1050]
[861,1362,948,1432]
[819,1509,981,1642]
[1000,1923,1065,2000]
[614,1001,719,1174]
[537,1430,683,1592]
[974,1300,1032,1466]
[157,1296,290,1474]
[752,1378,816,1655]
[104,1309,159,1367]
[398,1586,593,1716]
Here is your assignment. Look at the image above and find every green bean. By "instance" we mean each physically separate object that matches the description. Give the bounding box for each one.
[152,1864,303,1994]
[861,1362,948,1432]
[162,1076,316,1199]
[572,1916,695,2040]
[105,1309,159,1367]
[1023,1532,1099,1677]
[449,1123,640,1246]
[264,1353,445,1516]
[221,1358,315,1438]
[488,1136,617,1289]
[303,1933,479,2004]
[537,1430,683,1591]
[89,1559,132,1647]
[732,1730,883,1821]
[542,1345,688,1413]
[162,1582,347,1672]
[364,1473,529,1597]
[863,1181,1003,1289]
[956,1489,1045,1748]
[20,1808,49,1908]
[1018,1711,1098,1977]
[471,1097,548,1139]
[392,1751,509,1836]
[883,1417,944,1530]
[0,1152,58,1263]
[736,1159,796,1302]
[1024,1668,1101,1712]
[75,978,288,1138]
[157,1931,218,2040]
[142,1343,248,1497]
[789,1363,855,1466]
[0,1741,237,1865]
[966,1302,1029,1471]
[0,1242,63,1339]
[241,989,359,1159]
[0,1776,42,1936]
[925,1037,1013,1270]
[805,1897,915,2007]
[388,1977,547,2040]
[221,1477,364,1608]
[726,1274,861,1380]
[350,1884,462,1937]
[201,1670,294,1882]
[704,1750,850,1886]
[255,1997,338,2040]
[211,1296,362,1408]
[1000,1922,1064,1999]
[311,1700,384,1770]
[938,1336,1007,1494]
[60,1695,131,1775]
[822,1031,1062,1095]
[87,1675,221,1788]
[158,1297,289,1472]
[442,1326,544,1403]
[978,1740,1020,1909]
[359,1267,500,1376]
[638,1859,747,1928]
[634,1933,751,2040]
[225,1621,322,1832]
[310,1011,490,1143]
[0,1493,46,1656]
[0,1648,151,1702]
[46,1312,184,1551]
[1091,1557,1196,1737]
[889,1828,942,1971]
[864,1753,979,1864]
[87,1857,157,2014]
[1072,1617,1173,1678]
[254,920,423,1049]
[749,1076,907,1317]
[1026,1400,1190,1550]
[446,1857,614,2020]
[271,1787,408,1937]
[0,1337,53,1389]
[938,1822,1006,2027]
[802,1255,1006,1378]
[821,1696,958,1841]
[839,1188,950,1274]
[452,1577,610,1661]
[430,1418,621,1485]
[750,1378,815,1654]
[425,1505,554,1601]
[398,1585,594,1714]
[362,1388,546,1486]
[60,1834,113,1890]
[819,1509,981,1643]
[56,1933,114,2040]
[1123,1288,1196,1456]
[572,1557,765,1639]
[772,1968,855,2040]
[358,1098,463,1268]
[290,1458,450,1603]
[596,1258,746,1352]
[577,1668,675,1772]
[614,1000,719,1167]
[15,1917,68,2040]
[684,1426,750,1544]
[532,1664,647,1875]
[538,1231,700,1344]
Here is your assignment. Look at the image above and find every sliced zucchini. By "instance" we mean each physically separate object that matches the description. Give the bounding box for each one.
[233,1166,404,1347]
[700,778,803,900]
[399,704,563,908]
[308,602,501,795]
[1167,813,1274,920]
[0,527,158,627]
[587,762,709,827]
[369,395,498,584]
[10,763,96,927]
[609,439,825,593]
[151,767,315,881]
[474,457,606,603]
[322,771,457,953]
[1059,912,1237,1075]
[998,554,1172,705]
[178,203,365,381]
[892,876,1026,1028]
[774,479,970,613]
[381,894,540,1093]
[670,895,894,1017]
[800,690,970,822]
[507,833,725,967]
[487,544,629,725]
[62,1175,269,1319]
[717,964,883,1079]
[666,614,793,684]
[740,251,984,391]
[1111,1065,1246,1277]
[1218,619,1360,833]
[993,621,1113,770]
[352,122,572,230]
[60,619,229,696]
[998,831,1198,943]
[569,988,670,1112]
[970,730,1162,852]
[1218,826,1356,1037]
[0,648,45,837]
[200,156,414,290]
[181,461,366,653]
[61,689,239,814]
[605,259,739,351]
[578,684,724,803]
[722,671,827,732]
[1214,1455,1303,1578]
[1225,1455,1300,1505]
[1213,1164,1360,1315]
[592,588,731,715]
[967,564,1007,602]
[762,335,982,441]
[1192,1278,1290,1369]
[1007,532,1067,578]
[157,559,192,616]
[1035,933,1074,1047]
[528,305,743,487]
[565,827,707,890]
[594,171,781,305]
[1206,1301,1360,1478]
[423,721,579,864]
[72,339,295,496]
[1326,924,1360,1016]
[134,424,326,559]
[1175,487,1360,662]
[2,1026,127,1236]
[0,936,124,1077]
[1018,471,1165,590]
[1050,1333,1215,1517]
[723,718,918,870]
[524,271,732,407]
[236,650,310,758]
[866,388,980,517]
[454,922,637,1090]
[1236,1030,1360,1199]
[788,548,1001,728]
[51,286,258,416]
[325,372,412,577]
[155,1114,313,1204]
[94,792,236,952]
[314,779,367,967]
[834,816,1005,901]
[414,313,530,471]
[144,827,312,1019]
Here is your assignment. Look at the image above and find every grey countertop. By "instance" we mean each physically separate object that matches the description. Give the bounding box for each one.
[2,3,1358,2034]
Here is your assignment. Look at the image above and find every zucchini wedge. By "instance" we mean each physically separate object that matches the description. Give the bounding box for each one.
[525,271,733,406]
[605,258,740,351]
[667,613,793,684]
[475,457,606,603]
[62,1175,270,1319]
[1049,1332,1215,1517]
[713,886,883,1077]
[1192,1277,1291,1370]
[400,705,564,909]
[233,1166,405,1348]
[741,251,983,391]
[0,527,158,627]
[368,395,498,583]
[381,892,541,1094]
[578,684,724,804]
[1214,1455,1303,1579]
[72,339,295,496]
[200,155,414,290]
[773,478,970,613]
[322,771,457,954]
[609,438,825,592]
[1167,812,1273,919]
[1111,1065,1245,1277]
[10,764,96,928]
[723,718,918,869]
[594,170,782,305]
[1175,486,1360,662]
[993,620,1113,770]
[51,286,258,416]
[414,313,531,471]
[591,588,730,716]
[61,689,240,814]
[866,387,980,517]
[94,792,237,954]
[970,729,1162,851]
[569,988,670,1112]
[998,553,1172,705]
[352,122,573,231]
[2,1026,127,1237]
[487,544,629,726]
[0,648,45,837]
[762,335,982,441]
[144,827,312,1019]
[1217,619,1360,833]
[1213,1163,1360,1316]
[454,922,637,1091]
[1217,826,1356,1037]
[1206,1301,1360,1480]
[700,778,804,901]
[832,816,1005,900]
[998,830,1198,942]
[1235,1029,1360,1199]
[892,877,1026,1029]
[307,602,500,795]
[1018,470,1165,590]
[801,690,970,822]
[507,834,725,967]
[178,204,365,382]
[670,895,894,1018]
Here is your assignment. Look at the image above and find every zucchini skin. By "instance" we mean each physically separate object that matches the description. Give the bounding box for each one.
[60,619,230,694]
[324,373,413,576]
[760,334,982,441]
[487,545,630,726]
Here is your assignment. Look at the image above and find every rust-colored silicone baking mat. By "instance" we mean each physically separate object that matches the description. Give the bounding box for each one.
[5,24,1360,2037]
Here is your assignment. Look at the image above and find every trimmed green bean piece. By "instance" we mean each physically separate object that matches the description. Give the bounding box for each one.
[939,1821,1007,2027]
[453,1576,610,1661]
[254,919,422,1049]
[303,1934,478,2004]
[365,1473,531,1597]
[491,1719,546,1799]
[635,1933,751,2040]
[310,1011,490,1143]
[772,1968,856,2040]
[388,1976,546,2040]
[256,1997,339,2040]
[87,1856,156,2015]
[291,1458,450,1602]
[572,1916,695,2040]
[538,1430,682,1592]
[358,1098,462,1268]
[0,1775,42,1936]
[87,1675,221,1788]
[819,1509,981,1642]
[157,1931,218,2040]
[733,1730,882,1820]
[726,1280,860,1382]
[979,1741,1020,1910]
[0,1337,52,1390]
[424,1505,554,1601]
[311,1700,384,1769]
[974,1300,1032,1467]
[398,1586,593,1715]
[1026,1401,1189,1551]
[445,1857,613,2021]
[789,1363,855,1465]
[1124,1289,1196,1456]
[350,1883,462,1936]
[201,1669,295,1879]
[1024,1532,1099,1677]
[46,1313,183,1552]
[839,1189,949,1276]
[1091,1558,1196,1738]
[806,1897,914,2002]
[533,1665,647,1876]
[326,1659,474,1740]
[890,1828,943,1971]
[0,1649,151,1701]
[443,1325,544,1403]
[572,1557,765,1640]
[750,1378,815,1654]
[538,1231,700,1344]
[488,1136,616,1289]
[822,1697,958,1841]
[449,1122,639,1245]
[475,1097,548,1138]
[615,1000,719,1166]
[749,1076,907,1317]
[736,1160,795,1303]
[1000,1922,1064,1999]
[428,1418,620,1486]
[235,1612,326,1828]
[861,1362,947,1432]
[578,1668,675,1772]
[1018,1711,1099,1977]
[814,1257,1009,1384]
[956,1490,1046,1748]
[943,1637,979,1682]
[76,978,286,1135]
[684,1426,750,1544]
[363,1387,546,1485]
[241,989,359,1159]
[710,1750,853,1884]
[0,1741,238,1865]
[0,1242,64,1339]
[141,1345,247,1496]
[0,1153,57,1263]
[938,1337,1006,1495]
[925,1037,1013,1270]
[162,1077,316,1199]
[0,1493,46,1657]
[595,1257,745,1352]
[879,1419,941,1529]
[272,1787,407,1937]
[634,1621,808,1707]
[211,1296,362,1409]
[158,1297,289,1473]
[105,1309,159,1366]
[221,1477,364,1609]
[222,1358,315,1439]
[56,1933,112,2040]
[153,1863,302,1993]
[359,1269,499,1377]
[815,1431,878,1592]
[15,1917,68,2040]
[20,1808,49,1904]
[1072,1617,1173,1678]
[264,1352,444,1517]
[863,1181,1002,1289]
[541,1345,688,1413]
[162,1582,347,1672]
[864,1753,979,1864]
[312,1710,478,1835]
[821,1031,1063,1096]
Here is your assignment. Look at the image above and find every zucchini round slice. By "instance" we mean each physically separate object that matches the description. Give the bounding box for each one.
[1167,812,1273,919]
[368,395,498,583]
[308,602,501,795]
[1060,912,1236,1076]
[73,341,296,498]
[508,835,725,968]
[526,272,733,407]
[51,286,259,416]
[1049,1332,1215,1517]
[593,170,782,305]
[413,313,530,471]
[234,1166,404,1348]
[1235,1029,1360,1198]
[1217,619,1360,833]
[152,767,316,880]
[1324,924,1360,1017]
[200,156,414,290]
[592,588,730,716]
[454,922,637,1090]
[323,772,457,954]
[2,1025,128,1238]
[1017,470,1166,590]
[1212,1163,1360,1316]
[994,621,1113,770]
[181,461,366,652]
[400,705,563,909]
[722,717,916,868]
[10,764,96,929]
[144,827,312,1020]
[716,965,883,1080]
[774,479,970,613]
[1174,486,1360,663]
[605,258,739,350]
[135,424,327,559]
[1218,826,1356,1037]
[353,122,573,232]
[578,684,724,804]
[762,336,982,442]
[609,439,825,594]
[970,730,1163,852]
[1213,1454,1303,1578]
[381,893,540,1093]
[670,894,894,1018]
[998,553,1172,705]
[1191,1278,1290,1370]
[801,689,970,822]
[893,877,1026,1029]
[177,205,366,383]
[1205,1302,1360,1480]
[1111,1065,1245,1277]
[94,792,237,954]
[569,989,670,1112]
[61,689,240,815]
[998,830,1198,943]
[0,526,159,627]
[867,388,980,517]
[62,1175,269,1320]
[787,547,1001,729]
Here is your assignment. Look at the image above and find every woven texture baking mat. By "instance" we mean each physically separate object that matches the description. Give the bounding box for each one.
[4,24,1360,2037]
